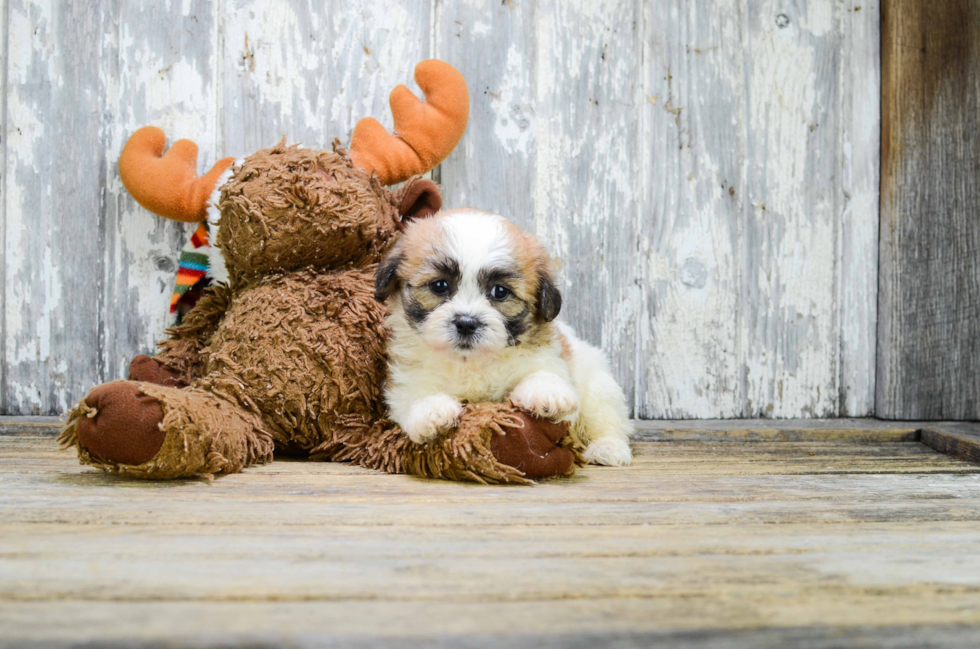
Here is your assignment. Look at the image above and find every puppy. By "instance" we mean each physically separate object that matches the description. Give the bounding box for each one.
[374,208,633,466]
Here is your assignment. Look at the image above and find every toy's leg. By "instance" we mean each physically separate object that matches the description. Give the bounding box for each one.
[59,380,274,480]
[127,355,188,387]
[320,403,577,484]
[489,412,577,478]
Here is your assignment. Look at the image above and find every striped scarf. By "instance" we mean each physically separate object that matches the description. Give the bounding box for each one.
[170,222,212,321]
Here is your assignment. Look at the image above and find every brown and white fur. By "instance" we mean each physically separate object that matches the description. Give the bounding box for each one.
[375,208,633,466]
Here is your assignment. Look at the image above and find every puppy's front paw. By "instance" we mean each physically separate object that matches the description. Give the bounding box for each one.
[583,436,632,467]
[509,371,580,421]
[401,394,464,444]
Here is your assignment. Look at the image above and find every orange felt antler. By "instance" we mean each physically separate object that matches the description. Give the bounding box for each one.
[349,60,469,186]
[119,126,235,223]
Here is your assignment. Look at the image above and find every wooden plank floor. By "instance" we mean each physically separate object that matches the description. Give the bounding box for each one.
[2,421,980,647]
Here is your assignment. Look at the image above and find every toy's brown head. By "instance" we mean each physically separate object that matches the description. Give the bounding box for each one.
[119,60,468,276]
[215,141,411,275]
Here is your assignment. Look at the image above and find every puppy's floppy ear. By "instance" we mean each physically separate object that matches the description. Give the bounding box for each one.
[536,272,562,322]
[375,251,404,302]
[394,176,442,227]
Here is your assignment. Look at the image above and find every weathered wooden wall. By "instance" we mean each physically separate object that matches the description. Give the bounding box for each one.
[878,0,980,420]
[1,0,880,418]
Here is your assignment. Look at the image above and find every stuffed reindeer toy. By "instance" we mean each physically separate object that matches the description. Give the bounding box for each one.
[60,60,577,483]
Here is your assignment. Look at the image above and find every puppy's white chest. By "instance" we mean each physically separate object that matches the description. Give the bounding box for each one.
[417,355,530,403]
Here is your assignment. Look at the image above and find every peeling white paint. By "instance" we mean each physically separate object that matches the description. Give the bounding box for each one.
[97,1,224,383]
[222,0,427,154]
[491,45,534,157]
[2,0,880,417]
[837,0,880,416]
[804,0,834,37]
[12,382,43,413]
[750,0,840,417]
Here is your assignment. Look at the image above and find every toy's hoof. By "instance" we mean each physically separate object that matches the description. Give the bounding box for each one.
[128,354,187,387]
[491,413,575,478]
[76,382,166,465]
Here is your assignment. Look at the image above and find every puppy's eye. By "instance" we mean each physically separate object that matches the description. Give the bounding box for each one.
[489,285,510,301]
[430,279,451,296]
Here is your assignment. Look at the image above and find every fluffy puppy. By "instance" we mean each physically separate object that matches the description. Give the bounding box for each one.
[375,208,632,466]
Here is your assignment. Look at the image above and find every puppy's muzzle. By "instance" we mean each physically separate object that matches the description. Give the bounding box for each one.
[453,315,483,338]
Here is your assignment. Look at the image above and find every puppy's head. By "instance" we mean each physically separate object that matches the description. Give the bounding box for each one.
[375,209,561,356]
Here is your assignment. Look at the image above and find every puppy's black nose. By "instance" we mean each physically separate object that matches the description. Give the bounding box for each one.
[454,315,481,337]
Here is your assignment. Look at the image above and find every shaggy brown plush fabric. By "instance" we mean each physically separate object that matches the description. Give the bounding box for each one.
[313,404,538,485]
[61,140,579,483]
[60,381,274,481]
[155,282,236,384]
[217,140,399,278]
[198,266,389,453]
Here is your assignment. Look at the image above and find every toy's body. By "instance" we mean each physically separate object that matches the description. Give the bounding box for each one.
[193,268,386,450]
[142,142,400,462]
[60,61,577,483]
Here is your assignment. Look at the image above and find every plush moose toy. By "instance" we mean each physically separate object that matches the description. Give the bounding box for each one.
[59,60,576,483]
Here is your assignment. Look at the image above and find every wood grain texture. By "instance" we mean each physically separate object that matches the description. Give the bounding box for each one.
[534,0,641,412]
[877,0,980,419]
[839,1,880,417]
[4,1,108,415]
[637,0,744,418]
[920,422,980,465]
[100,0,221,383]
[741,0,842,418]
[0,415,61,435]
[637,1,879,418]
[0,415,926,441]
[1,605,979,649]
[2,435,980,645]
[633,417,920,442]
[434,0,535,221]
[220,0,431,157]
[0,0,9,416]
[1,1,884,418]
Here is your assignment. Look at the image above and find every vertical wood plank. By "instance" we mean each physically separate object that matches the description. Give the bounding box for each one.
[433,0,536,227]
[220,0,431,159]
[838,1,880,416]
[739,1,842,417]
[0,0,9,414]
[878,0,980,419]
[637,0,877,418]
[99,0,220,382]
[533,0,641,414]
[4,1,107,414]
[636,0,745,418]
